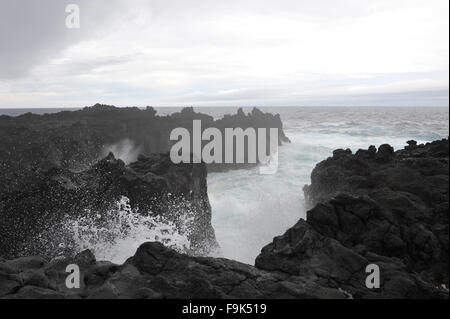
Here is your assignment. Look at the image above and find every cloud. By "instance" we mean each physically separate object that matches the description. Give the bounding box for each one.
[0,0,448,107]
[0,0,124,78]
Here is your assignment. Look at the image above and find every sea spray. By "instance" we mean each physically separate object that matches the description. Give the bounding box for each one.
[41,196,192,264]
[102,139,142,165]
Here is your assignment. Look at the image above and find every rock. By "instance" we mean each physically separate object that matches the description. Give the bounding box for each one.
[256,211,447,298]
[84,261,119,287]
[73,250,96,268]
[405,140,418,150]
[119,242,347,299]
[333,149,352,158]
[87,282,120,299]
[2,286,67,299]
[0,240,349,299]
[255,220,367,280]
[0,152,218,259]
[19,269,50,289]
[1,232,446,299]
[0,272,21,297]
[137,287,163,299]
[375,144,394,162]
[4,257,47,271]
[130,242,180,275]
[0,104,289,180]
[297,138,449,297]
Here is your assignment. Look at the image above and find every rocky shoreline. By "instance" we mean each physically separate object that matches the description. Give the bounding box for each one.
[0,104,290,175]
[1,138,448,299]
[0,105,290,259]
[0,152,218,259]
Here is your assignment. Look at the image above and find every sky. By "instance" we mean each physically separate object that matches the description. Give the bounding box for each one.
[0,0,448,108]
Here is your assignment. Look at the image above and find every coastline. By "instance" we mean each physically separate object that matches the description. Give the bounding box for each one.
[1,131,448,299]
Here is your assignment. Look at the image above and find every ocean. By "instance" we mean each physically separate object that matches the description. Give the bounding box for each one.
[196,106,449,263]
[1,106,449,264]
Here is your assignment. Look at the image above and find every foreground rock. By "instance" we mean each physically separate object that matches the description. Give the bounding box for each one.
[2,237,446,299]
[0,243,346,299]
[256,139,449,298]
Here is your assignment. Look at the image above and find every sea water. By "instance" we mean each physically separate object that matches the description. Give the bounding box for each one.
[204,106,449,264]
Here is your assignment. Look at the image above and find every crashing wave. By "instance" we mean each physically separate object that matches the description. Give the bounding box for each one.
[40,196,192,264]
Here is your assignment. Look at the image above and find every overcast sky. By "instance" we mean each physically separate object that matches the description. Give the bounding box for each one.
[0,0,448,108]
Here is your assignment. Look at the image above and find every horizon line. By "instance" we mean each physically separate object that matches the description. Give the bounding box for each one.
[1,105,449,110]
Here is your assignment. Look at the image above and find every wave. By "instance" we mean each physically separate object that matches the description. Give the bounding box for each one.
[40,196,192,264]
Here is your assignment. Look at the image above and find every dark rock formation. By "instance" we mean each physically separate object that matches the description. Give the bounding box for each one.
[256,139,449,298]
[2,235,447,299]
[1,105,289,258]
[0,104,290,179]
[0,243,347,299]
[0,153,217,259]
[304,138,448,207]
[255,197,448,299]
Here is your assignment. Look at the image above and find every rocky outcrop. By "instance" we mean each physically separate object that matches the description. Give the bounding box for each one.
[0,243,347,299]
[0,104,290,181]
[256,139,449,298]
[255,196,448,298]
[0,105,290,297]
[0,105,289,259]
[303,139,448,208]
[0,104,291,255]
[0,153,217,259]
[2,235,447,299]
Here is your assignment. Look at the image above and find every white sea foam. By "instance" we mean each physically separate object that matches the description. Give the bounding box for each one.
[60,196,192,264]
[102,138,142,164]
